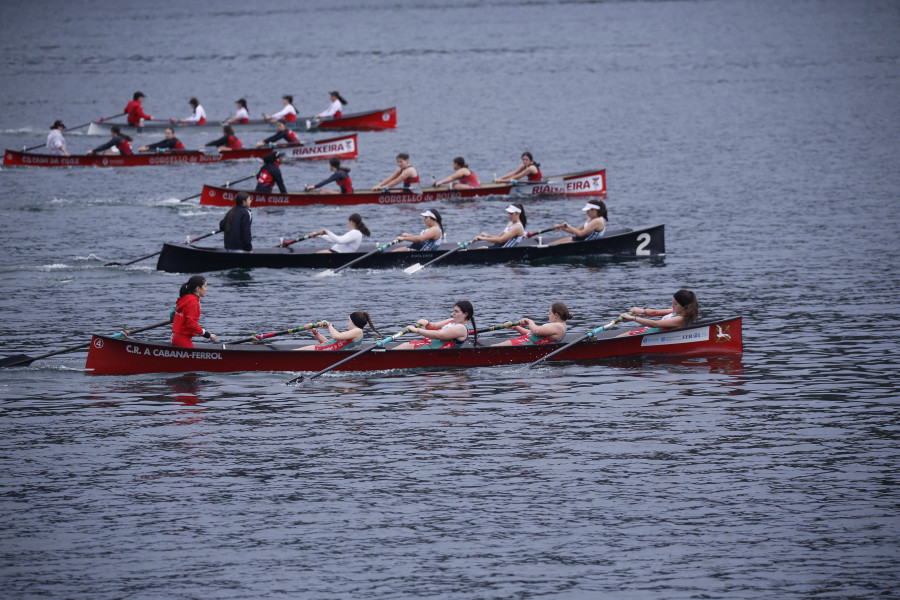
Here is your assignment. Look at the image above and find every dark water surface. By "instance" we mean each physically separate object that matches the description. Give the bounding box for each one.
[1,0,898,598]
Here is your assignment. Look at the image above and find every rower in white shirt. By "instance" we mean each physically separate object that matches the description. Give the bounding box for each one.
[317,91,348,119]
[309,213,371,253]
[45,120,69,156]
[178,98,207,125]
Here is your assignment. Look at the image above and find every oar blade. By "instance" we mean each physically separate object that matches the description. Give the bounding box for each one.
[0,354,35,368]
[403,263,424,274]
[316,269,336,278]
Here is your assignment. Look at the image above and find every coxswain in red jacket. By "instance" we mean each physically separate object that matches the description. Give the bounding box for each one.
[171,276,216,348]
[123,91,153,126]
[87,126,133,155]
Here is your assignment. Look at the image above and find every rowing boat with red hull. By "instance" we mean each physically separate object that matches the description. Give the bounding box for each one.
[84,316,742,376]
[199,168,607,207]
[85,108,397,135]
[3,134,358,167]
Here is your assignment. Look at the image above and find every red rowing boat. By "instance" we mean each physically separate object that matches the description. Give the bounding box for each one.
[199,168,607,207]
[85,108,397,135]
[3,134,357,167]
[84,316,741,376]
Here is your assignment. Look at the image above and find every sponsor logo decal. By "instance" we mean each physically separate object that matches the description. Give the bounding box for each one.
[126,344,222,360]
[640,328,710,347]
[714,324,732,343]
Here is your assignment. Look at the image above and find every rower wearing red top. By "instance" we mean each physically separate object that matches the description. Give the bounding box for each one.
[395,300,477,350]
[306,158,353,194]
[202,125,243,151]
[257,120,299,147]
[177,97,206,125]
[137,127,186,152]
[491,302,571,346]
[317,91,347,119]
[87,125,133,155]
[434,156,480,189]
[171,275,217,348]
[123,91,153,126]
[393,209,443,252]
[263,95,298,123]
[295,311,381,351]
[617,289,699,337]
[495,151,542,182]
[223,98,250,124]
[256,152,287,193]
[373,152,420,191]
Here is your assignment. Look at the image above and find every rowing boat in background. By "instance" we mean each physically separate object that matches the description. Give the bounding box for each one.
[85,108,397,135]
[154,225,663,273]
[3,134,357,167]
[199,168,607,207]
[83,316,742,376]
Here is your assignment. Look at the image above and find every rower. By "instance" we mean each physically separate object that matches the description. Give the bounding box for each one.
[394,300,477,349]
[475,204,526,248]
[123,91,153,126]
[549,200,607,245]
[305,158,353,194]
[294,311,381,351]
[176,97,206,125]
[45,120,69,156]
[219,191,253,253]
[86,125,133,156]
[263,95,298,123]
[308,213,370,253]
[316,91,347,120]
[617,290,699,337]
[373,152,420,192]
[171,276,217,348]
[202,125,243,151]
[434,156,480,189]
[491,303,571,346]
[495,151,542,182]
[223,98,250,124]
[255,151,287,194]
[257,120,299,147]
[137,127,186,152]
[392,209,443,252]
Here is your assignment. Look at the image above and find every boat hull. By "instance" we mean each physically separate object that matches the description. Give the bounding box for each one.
[199,168,607,207]
[85,108,397,135]
[3,135,357,167]
[84,317,742,376]
[155,225,664,273]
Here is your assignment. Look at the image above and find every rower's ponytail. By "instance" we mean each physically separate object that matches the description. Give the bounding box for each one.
[456,300,475,344]
[673,289,699,325]
[349,213,370,237]
[179,275,206,298]
[351,310,382,338]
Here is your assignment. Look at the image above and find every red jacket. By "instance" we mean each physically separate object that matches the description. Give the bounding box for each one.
[172,293,203,337]
[124,100,152,126]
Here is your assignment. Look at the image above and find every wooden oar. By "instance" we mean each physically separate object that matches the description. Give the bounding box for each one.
[0,318,170,368]
[229,321,326,345]
[104,229,221,267]
[286,326,414,384]
[526,313,631,369]
[21,112,128,152]
[404,237,479,274]
[178,174,256,203]
[317,238,401,277]
[279,233,315,247]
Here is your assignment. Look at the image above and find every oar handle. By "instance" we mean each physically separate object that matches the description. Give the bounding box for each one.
[475,320,525,334]
[279,233,314,247]
[230,321,327,345]
[526,226,559,238]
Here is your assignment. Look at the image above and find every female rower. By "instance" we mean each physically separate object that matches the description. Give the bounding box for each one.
[491,302,571,346]
[434,156,480,189]
[255,151,287,193]
[223,98,250,124]
[373,153,420,192]
[495,151,542,182]
[219,191,253,252]
[395,300,477,350]
[138,127,186,152]
[87,125,133,156]
[257,120,300,147]
[475,203,526,248]
[263,95,298,123]
[171,275,217,348]
[45,120,69,156]
[549,199,607,245]
[317,91,347,119]
[178,97,206,125]
[393,209,443,252]
[202,125,243,151]
[305,158,353,194]
[617,289,699,337]
[123,91,152,126]
[295,311,381,351]
[309,213,370,253]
